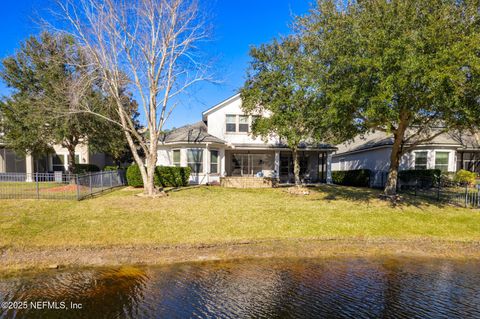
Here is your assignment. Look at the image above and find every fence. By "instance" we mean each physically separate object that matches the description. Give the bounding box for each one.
[0,170,126,200]
[369,171,480,208]
[399,176,480,208]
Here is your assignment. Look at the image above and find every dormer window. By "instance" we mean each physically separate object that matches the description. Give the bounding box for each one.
[226,115,236,132]
[239,116,249,132]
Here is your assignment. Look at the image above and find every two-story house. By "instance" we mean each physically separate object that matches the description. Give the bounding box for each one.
[157,94,336,185]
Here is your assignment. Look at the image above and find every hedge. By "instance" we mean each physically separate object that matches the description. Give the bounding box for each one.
[332,169,371,187]
[155,166,192,187]
[73,164,100,174]
[398,169,441,183]
[126,164,191,187]
[103,165,120,171]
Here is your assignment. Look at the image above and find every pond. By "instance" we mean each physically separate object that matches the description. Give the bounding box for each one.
[0,257,479,318]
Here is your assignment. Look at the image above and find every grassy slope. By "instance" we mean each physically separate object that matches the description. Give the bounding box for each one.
[0,185,479,249]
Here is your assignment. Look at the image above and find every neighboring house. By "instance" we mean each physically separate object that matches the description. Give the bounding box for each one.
[0,140,113,175]
[157,94,336,185]
[332,130,480,187]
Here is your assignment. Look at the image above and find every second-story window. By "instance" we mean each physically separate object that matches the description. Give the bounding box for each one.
[239,115,249,132]
[226,115,236,132]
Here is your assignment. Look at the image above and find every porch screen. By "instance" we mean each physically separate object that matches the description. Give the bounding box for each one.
[187,149,203,173]
[52,154,65,172]
[435,152,449,172]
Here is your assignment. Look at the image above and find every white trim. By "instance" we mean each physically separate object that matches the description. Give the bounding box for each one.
[202,93,241,119]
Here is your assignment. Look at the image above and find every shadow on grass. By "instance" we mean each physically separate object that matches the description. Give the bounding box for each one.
[310,184,451,208]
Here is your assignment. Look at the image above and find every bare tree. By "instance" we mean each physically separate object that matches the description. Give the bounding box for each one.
[53,0,211,195]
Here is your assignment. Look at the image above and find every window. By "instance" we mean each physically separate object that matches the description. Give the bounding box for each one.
[172,150,181,167]
[239,115,249,132]
[210,150,219,174]
[53,154,65,172]
[187,149,203,173]
[435,151,449,172]
[75,154,80,164]
[226,115,236,132]
[414,151,428,170]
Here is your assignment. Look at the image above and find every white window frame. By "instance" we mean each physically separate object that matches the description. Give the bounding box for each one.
[414,151,428,170]
[225,114,237,133]
[210,149,219,174]
[187,149,203,174]
[172,149,181,167]
[434,151,450,172]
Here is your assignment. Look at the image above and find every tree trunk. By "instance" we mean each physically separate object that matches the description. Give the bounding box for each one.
[384,124,408,196]
[144,158,157,195]
[293,148,301,186]
[66,143,77,173]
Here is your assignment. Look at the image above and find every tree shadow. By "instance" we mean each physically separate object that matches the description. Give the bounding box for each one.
[309,184,452,209]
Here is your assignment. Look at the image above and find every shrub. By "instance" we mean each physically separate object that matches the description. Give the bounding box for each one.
[155,166,191,187]
[398,169,441,183]
[103,165,120,171]
[454,169,477,186]
[126,164,144,187]
[332,169,371,187]
[73,164,100,174]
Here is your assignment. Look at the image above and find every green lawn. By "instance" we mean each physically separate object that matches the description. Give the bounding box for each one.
[0,185,479,250]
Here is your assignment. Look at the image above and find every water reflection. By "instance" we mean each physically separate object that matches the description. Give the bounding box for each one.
[0,258,479,318]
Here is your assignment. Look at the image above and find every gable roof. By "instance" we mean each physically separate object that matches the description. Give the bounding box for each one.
[335,129,480,155]
[201,93,241,120]
[159,121,227,145]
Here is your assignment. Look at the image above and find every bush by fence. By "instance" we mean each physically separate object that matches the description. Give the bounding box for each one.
[398,169,441,183]
[103,165,121,171]
[73,164,100,174]
[454,169,477,186]
[126,164,191,188]
[332,169,371,187]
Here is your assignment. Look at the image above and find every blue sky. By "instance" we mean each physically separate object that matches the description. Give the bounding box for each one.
[0,0,312,129]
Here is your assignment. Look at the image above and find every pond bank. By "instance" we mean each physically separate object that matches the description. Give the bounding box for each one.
[1,238,480,273]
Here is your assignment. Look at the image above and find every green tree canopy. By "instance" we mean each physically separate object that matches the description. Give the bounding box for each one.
[241,36,331,185]
[0,32,133,171]
[298,0,480,194]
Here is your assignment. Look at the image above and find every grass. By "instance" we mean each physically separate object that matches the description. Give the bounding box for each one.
[0,185,479,250]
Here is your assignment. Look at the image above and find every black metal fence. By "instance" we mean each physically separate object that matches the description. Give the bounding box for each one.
[370,171,480,208]
[398,177,480,208]
[0,170,126,200]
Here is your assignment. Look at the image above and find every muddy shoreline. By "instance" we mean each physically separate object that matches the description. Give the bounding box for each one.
[1,238,480,273]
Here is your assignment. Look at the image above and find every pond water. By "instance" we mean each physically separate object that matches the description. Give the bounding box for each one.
[0,257,480,318]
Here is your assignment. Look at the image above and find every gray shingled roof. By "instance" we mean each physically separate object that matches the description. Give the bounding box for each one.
[335,129,480,155]
[159,121,227,144]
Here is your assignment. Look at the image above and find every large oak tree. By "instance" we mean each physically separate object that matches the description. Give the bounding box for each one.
[0,32,127,172]
[298,0,480,195]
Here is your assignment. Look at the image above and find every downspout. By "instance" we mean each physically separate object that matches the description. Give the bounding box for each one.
[206,142,210,185]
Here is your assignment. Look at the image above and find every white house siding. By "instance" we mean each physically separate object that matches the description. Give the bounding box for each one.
[157,144,226,185]
[204,95,280,146]
[332,147,392,187]
[333,146,458,187]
